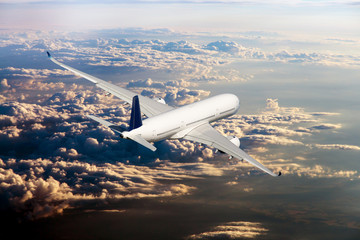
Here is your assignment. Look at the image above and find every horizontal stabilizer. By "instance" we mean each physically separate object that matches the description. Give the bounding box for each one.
[127,134,157,152]
[86,115,155,151]
[86,115,126,135]
[86,114,113,127]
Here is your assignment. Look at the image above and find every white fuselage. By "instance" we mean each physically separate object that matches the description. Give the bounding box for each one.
[122,94,240,142]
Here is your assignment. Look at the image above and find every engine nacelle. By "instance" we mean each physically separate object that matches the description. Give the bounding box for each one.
[216,136,240,154]
[154,97,166,104]
[227,135,240,147]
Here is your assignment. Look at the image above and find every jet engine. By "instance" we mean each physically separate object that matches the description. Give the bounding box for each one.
[227,135,240,147]
[154,97,166,104]
[215,135,240,154]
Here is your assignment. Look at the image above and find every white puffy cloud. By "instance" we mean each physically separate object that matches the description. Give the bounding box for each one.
[205,40,266,58]
[56,147,80,158]
[152,40,209,55]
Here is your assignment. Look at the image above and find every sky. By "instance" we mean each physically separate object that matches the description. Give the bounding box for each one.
[1,1,360,240]
[1,1,359,37]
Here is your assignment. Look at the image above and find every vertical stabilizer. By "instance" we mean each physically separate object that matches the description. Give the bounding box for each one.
[129,95,142,130]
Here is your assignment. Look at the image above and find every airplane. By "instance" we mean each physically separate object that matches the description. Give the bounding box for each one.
[47,51,281,177]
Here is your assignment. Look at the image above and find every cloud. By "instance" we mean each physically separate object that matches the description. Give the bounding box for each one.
[241,134,304,146]
[308,123,342,132]
[205,40,266,58]
[0,79,11,91]
[212,98,341,149]
[268,50,360,68]
[275,163,359,179]
[308,144,360,151]
[187,221,268,239]
[127,78,197,89]
[0,67,76,80]
[127,78,210,106]
[152,40,209,54]
[1,29,360,79]
[0,157,203,219]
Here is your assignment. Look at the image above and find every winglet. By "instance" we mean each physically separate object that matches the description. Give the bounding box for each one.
[47,51,52,58]
[278,171,282,176]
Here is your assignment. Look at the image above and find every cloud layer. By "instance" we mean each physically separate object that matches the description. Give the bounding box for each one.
[1,29,359,221]
[1,85,357,219]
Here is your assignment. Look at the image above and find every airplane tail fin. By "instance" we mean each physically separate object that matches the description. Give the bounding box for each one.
[126,95,156,151]
[86,96,156,151]
[129,95,142,131]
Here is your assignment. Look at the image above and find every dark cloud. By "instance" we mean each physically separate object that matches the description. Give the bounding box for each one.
[308,123,342,131]
[0,156,202,219]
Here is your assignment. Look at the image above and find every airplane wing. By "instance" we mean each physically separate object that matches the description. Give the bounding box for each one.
[47,52,174,117]
[183,123,280,177]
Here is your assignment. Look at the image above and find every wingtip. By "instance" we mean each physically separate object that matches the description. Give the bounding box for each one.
[46,51,51,58]
[278,171,282,176]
